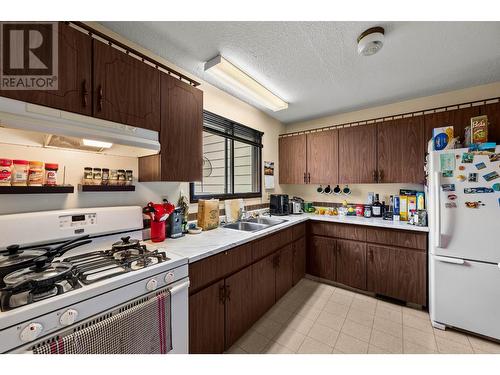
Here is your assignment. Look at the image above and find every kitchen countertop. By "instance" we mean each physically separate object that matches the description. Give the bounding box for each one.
[147,214,428,264]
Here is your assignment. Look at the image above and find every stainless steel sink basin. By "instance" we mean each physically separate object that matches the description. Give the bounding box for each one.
[246,217,287,226]
[223,221,269,232]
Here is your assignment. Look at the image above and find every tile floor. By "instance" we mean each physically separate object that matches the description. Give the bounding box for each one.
[226,278,500,354]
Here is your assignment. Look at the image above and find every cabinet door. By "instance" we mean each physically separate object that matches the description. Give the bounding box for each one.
[189,281,225,354]
[423,106,481,148]
[93,39,160,131]
[377,116,424,184]
[367,245,426,306]
[292,237,306,285]
[279,135,307,184]
[275,244,294,301]
[338,125,377,183]
[336,239,367,290]
[225,267,254,349]
[307,236,336,281]
[0,22,92,115]
[306,129,338,184]
[480,101,500,144]
[252,253,276,320]
[159,73,203,182]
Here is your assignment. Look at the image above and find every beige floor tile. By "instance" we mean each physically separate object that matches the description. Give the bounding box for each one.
[433,328,470,347]
[303,297,329,311]
[295,304,322,321]
[402,306,430,320]
[350,298,377,315]
[276,297,303,313]
[436,336,473,354]
[323,300,350,318]
[274,327,307,352]
[266,306,294,325]
[368,344,392,354]
[403,340,438,354]
[403,326,437,351]
[334,287,357,297]
[252,317,283,340]
[297,337,333,354]
[316,310,345,331]
[377,300,403,312]
[375,305,403,324]
[261,341,295,354]
[237,330,270,353]
[287,314,315,335]
[354,293,377,304]
[346,307,375,327]
[341,319,372,343]
[329,291,354,306]
[402,313,433,333]
[307,322,341,347]
[225,345,247,354]
[334,333,369,354]
[467,335,500,354]
[373,315,403,338]
[370,329,403,353]
[332,348,345,354]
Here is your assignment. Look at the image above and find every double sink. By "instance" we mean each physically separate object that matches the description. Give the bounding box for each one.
[223,217,287,232]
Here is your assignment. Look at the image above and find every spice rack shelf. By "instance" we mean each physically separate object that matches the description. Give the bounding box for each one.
[0,185,75,194]
[79,184,136,192]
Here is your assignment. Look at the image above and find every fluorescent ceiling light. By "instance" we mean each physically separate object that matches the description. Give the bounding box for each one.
[205,55,288,112]
[82,139,113,149]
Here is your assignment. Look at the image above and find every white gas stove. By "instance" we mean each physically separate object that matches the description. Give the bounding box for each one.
[0,206,189,354]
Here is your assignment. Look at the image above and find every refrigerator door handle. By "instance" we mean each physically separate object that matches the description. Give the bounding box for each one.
[434,255,465,265]
[434,171,442,248]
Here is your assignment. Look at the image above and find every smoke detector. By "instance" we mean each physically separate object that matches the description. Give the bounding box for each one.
[357,27,385,56]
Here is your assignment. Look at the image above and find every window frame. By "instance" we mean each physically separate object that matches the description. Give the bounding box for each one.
[190,111,263,203]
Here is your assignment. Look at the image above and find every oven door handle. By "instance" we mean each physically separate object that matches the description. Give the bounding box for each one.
[168,279,190,296]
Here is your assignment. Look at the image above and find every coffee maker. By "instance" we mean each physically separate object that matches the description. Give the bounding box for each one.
[167,208,184,238]
[269,194,289,216]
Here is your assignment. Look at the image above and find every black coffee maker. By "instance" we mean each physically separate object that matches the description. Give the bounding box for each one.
[167,208,184,238]
[269,194,289,216]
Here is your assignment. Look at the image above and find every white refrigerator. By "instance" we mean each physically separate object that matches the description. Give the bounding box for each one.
[428,145,500,340]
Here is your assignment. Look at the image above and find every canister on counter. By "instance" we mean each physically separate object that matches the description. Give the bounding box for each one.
[355,204,364,217]
[363,205,372,218]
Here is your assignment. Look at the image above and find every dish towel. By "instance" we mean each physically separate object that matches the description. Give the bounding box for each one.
[33,291,172,354]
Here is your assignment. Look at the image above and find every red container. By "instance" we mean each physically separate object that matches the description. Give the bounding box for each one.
[150,221,166,242]
[355,204,364,217]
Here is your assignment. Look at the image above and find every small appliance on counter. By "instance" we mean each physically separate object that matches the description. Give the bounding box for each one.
[269,194,289,216]
[167,208,185,239]
[290,196,304,214]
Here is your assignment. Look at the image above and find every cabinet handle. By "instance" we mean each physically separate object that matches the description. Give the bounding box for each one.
[303,172,306,184]
[97,85,104,111]
[379,170,384,182]
[82,79,88,108]
[219,285,225,304]
[225,285,231,302]
[372,170,378,182]
[308,172,311,184]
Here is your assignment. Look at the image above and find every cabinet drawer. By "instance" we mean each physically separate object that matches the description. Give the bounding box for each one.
[309,222,366,242]
[252,228,293,260]
[292,223,306,241]
[366,228,426,250]
[189,243,252,293]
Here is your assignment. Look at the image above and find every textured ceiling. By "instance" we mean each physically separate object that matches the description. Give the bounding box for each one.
[100,21,500,124]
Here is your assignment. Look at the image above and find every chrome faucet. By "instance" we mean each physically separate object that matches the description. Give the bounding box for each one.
[238,207,250,221]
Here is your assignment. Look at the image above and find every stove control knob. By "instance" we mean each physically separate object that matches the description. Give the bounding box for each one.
[146,278,158,291]
[60,309,78,326]
[164,271,175,284]
[20,322,43,343]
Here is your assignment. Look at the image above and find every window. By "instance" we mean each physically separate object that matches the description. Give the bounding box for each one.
[190,111,263,202]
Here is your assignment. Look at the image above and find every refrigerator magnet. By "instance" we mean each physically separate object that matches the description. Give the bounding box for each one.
[464,187,494,194]
[475,162,487,170]
[445,202,457,208]
[468,173,478,182]
[447,194,457,200]
[465,201,485,208]
[490,153,500,162]
[493,183,500,192]
[456,174,466,182]
[440,153,455,171]
[442,170,453,178]
[483,171,499,182]
[461,152,474,163]
[458,165,466,171]
[441,184,455,192]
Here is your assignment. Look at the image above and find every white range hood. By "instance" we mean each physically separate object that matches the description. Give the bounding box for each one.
[0,97,160,157]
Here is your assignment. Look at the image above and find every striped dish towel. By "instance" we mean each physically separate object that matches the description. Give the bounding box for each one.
[33,291,172,354]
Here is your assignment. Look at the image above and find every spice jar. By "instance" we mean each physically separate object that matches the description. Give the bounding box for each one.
[109,169,118,186]
[102,168,110,186]
[28,161,44,186]
[0,159,12,186]
[125,170,133,185]
[117,169,126,186]
[83,167,93,185]
[12,160,29,186]
[93,168,102,185]
[44,163,58,186]
[355,204,364,217]
[364,205,372,218]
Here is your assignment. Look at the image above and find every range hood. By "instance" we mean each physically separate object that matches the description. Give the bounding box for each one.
[0,97,160,157]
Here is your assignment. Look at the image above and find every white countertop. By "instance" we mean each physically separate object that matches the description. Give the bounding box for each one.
[148,214,428,264]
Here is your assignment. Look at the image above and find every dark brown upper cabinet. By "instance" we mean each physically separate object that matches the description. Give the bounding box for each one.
[338,125,378,184]
[279,134,307,184]
[93,39,160,131]
[377,116,425,184]
[138,73,203,182]
[306,129,339,184]
[0,22,92,115]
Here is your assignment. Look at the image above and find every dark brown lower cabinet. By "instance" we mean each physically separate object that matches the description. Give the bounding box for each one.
[275,244,294,301]
[307,236,336,281]
[252,253,276,321]
[367,245,426,305]
[292,237,306,285]
[189,280,225,354]
[225,267,254,349]
[336,240,367,290]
